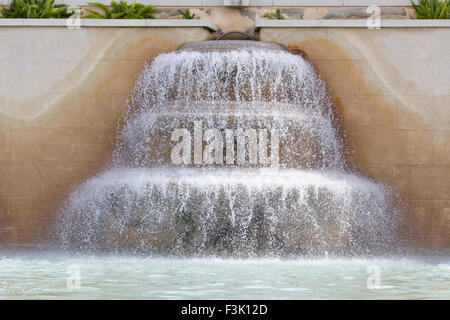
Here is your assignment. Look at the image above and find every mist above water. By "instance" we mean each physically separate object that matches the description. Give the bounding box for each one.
[56,41,402,256]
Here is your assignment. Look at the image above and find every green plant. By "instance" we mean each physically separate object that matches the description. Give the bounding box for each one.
[178,8,196,19]
[84,2,112,18]
[411,0,450,19]
[263,9,285,20]
[1,0,71,18]
[84,0,156,19]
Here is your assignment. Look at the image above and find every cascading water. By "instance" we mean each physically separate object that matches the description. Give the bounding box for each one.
[56,40,401,256]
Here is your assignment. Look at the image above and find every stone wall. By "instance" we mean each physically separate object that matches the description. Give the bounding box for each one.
[0,23,448,247]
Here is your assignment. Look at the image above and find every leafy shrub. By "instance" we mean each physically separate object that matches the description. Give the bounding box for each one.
[84,0,156,19]
[411,0,450,19]
[1,0,71,18]
[263,9,285,20]
[178,8,196,19]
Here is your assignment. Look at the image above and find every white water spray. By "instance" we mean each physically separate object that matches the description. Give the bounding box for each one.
[56,41,401,256]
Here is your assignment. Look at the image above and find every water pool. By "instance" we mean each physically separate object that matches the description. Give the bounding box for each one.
[1,247,449,299]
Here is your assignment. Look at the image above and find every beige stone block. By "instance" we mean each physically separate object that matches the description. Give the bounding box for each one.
[79,144,113,162]
[407,200,450,237]
[338,95,397,130]
[394,59,434,96]
[430,61,450,96]
[397,165,450,200]
[111,29,178,61]
[359,130,433,164]
[0,196,14,242]
[0,165,9,195]
[378,29,432,61]
[362,164,398,187]
[288,40,327,61]
[78,94,115,128]
[0,163,45,196]
[314,60,362,95]
[77,123,113,166]
[432,131,450,164]
[0,197,8,225]
[0,60,12,103]
[261,28,327,60]
[362,60,433,97]
[107,60,146,95]
[325,29,367,61]
[78,127,114,145]
[0,130,10,161]
[43,94,115,128]
[11,128,77,161]
[42,162,102,196]
[429,236,450,248]
[140,28,209,54]
[6,58,77,101]
[408,200,435,235]
[0,226,18,243]
[303,8,328,20]
[294,43,328,62]
[361,60,395,96]
[6,197,59,242]
[397,96,450,130]
[344,129,361,163]
[76,59,112,95]
[430,29,450,60]
[0,28,116,61]
[73,29,119,61]
[6,197,46,228]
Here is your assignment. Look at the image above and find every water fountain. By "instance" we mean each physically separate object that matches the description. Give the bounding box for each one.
[55,40,400,256]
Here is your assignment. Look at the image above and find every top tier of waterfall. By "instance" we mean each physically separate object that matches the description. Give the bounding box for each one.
[127,40,330,106]
[115,40,346,169]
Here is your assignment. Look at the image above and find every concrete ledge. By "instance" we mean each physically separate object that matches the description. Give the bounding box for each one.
[256,19,450,28]
[1,18,447,30]
[0,18,218,30]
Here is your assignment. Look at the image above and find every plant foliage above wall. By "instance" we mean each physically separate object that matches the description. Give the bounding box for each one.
[84,0,156,19]
[411,0,450,19]
[178,9,196,19]
[262,9,285,20]
[1,0,71,18]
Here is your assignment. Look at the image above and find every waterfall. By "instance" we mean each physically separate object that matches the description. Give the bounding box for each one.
[56,41,401,256]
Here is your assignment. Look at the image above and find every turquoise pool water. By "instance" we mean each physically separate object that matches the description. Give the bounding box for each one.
[1,247,449,299]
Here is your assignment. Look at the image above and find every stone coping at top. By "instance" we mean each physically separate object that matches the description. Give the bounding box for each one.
[0,0,417,6]
[256,19,450,27]
[0,19,447,29]
[0,18,218,30]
